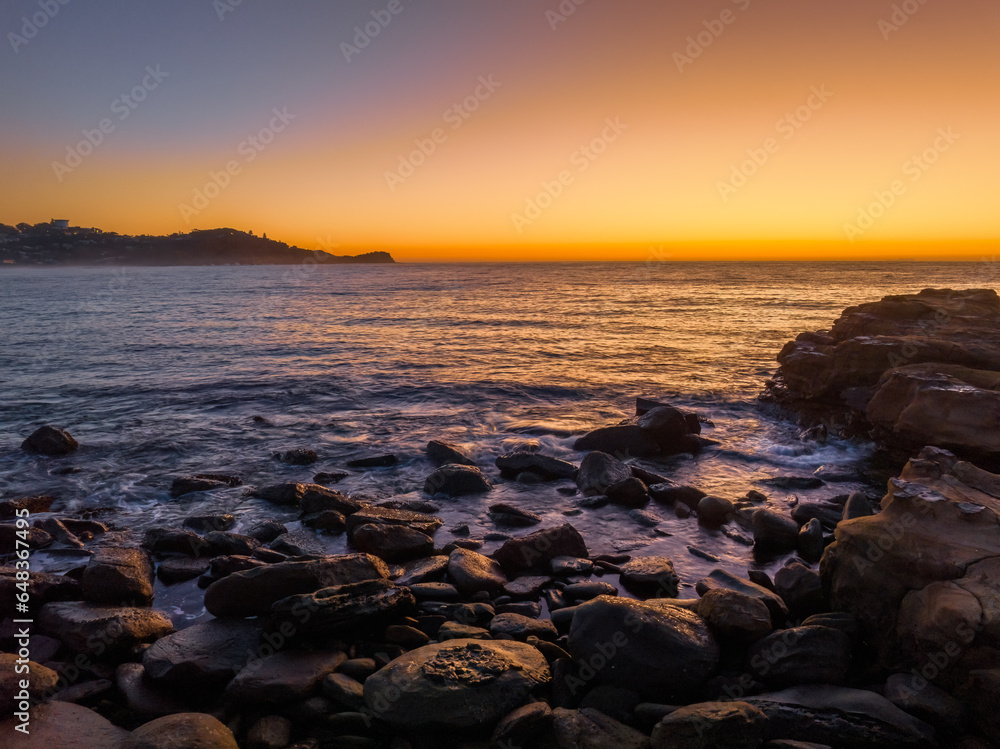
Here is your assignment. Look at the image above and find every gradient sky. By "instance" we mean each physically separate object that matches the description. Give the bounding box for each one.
[2,0,998,261]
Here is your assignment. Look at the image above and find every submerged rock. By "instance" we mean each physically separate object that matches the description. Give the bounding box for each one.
[496,451,578,480]
[427,440,476,466]
[170,474,240,497]
[21,425,78,456]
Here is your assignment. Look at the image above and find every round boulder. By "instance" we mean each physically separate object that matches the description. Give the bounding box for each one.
[124,713,238,749]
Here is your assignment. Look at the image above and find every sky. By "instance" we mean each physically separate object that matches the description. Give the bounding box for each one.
[1,0,998,261]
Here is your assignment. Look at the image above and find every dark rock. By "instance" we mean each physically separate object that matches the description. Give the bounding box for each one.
[115,663,190,717]
[697,495,734,526]
[352,523,433,562]
[437,622,490,640]
[323,672,366,709]
[300,509,345,532]
[125,713,238,749]
[607,477,650,508]
[155,557,210,584]
[253,482,365,513]
[552,707,651,749]
[0,567,81,613]
[696,569,789,622]
[797,518,825,563]
[568,596,719,699]
[747,626,852,687]
[752,509,800,552]
[773,562,825,618]
[503,575,550,598]
[447,548,507,594]
[202,531,261,557]
[697,589,772,644]
[496,451,577,480]
[578,685,641,724]
[21,425,78,456]
[143,618,263,689]
[275,448,318,465]
[0,494,55,520]
[313,470,349,485]
[408,581,460,600]
[33,517,83,547]
[0,523,52,553]
[39,602,173,656]
[0,701,128,748]
[551,556,593,576]
[271,578,416,636]
[493,523,589,575]
[761,476,825,490]
[492,702,553,749]
[82,547,155,605]
[182,514,235,533]
[489,612,558,641]
[345,506,443,539]
[883,672,965,732]
[362,639,551,729]
[203,554,390,618]
[0,653,57,712]
[651,700,767,749]
[170,474,240,498]
[143,527,204,556]
[226,650,347,704]
[489,502,542,527]
[346,454,398,468]
[424,464,492,496]
[427,440,476,467]
[394,555,449,586]
[50,679,113,705]
[577,451,633,496]
[578,494,610,509]
[245,715,292,749]
[384,624,430,648]
[746,685,935,747]
[791,502,843,528]
[619,556,679,598]
[842,491,874,520]
[379,497,441,514]
[630,508,662,527]
[574,425,661,457]
[564,581,618,601]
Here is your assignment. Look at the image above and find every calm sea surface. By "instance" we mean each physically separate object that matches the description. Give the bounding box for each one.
[2,261,996,618]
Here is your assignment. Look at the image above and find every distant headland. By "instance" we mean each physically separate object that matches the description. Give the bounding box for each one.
[0,221,395,266]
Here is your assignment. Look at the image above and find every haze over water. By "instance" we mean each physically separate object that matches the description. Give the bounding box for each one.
[2,260,996,618]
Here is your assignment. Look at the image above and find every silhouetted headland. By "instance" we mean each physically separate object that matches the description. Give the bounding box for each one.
[0,222,394,266]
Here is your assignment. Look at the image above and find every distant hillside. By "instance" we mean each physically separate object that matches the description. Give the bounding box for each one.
[0,223,395,266]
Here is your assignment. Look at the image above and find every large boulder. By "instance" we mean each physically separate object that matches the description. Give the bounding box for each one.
[82,547,155,605]
[1,701,128,748]
[362,639,550,730]
[493,523,589,576]
[142,619,263,688]
[746,625,852,688]
[574,405,701,459]
[203,554,389,617]
[39,602,173,657]
[124,713,238,749]
[21,425,78,456]
[576,451,632,495]
[352,523,434,562]
[271,578,416,635]
[821,447,1000,685]
[568,596,719,699]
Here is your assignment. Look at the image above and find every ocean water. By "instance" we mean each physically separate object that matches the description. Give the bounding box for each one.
[2,261,996,617]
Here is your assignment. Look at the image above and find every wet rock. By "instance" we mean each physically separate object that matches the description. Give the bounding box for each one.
[762,476,825,490]
[275,448,318,465]
[568,596,719,699]
[496,450,578,480]
[551,556,593,576]
[746,685,935,747]
[115,663,189,717]
[156,557,211,584]
[492,702,553,749]
[0,494,55,520]
[649,483,706,509]
[39,602,173,656]
[300,509,345,532]
[968,668,1000,740]
[619,556,679,598]
[347,454,398,468]
[0,523,52,553]
[323,672,366,709]
[345,506,443,538]
[0,653,57,712]
[578,685,641,724]
[352,523,434,562]
[747,626,852,688]
[791,501,843,529]
[447,548,507,595]
[202,531,261,557]
[33,517,84,547]
[752,509,800,552]
[271,578,416,636]
[21,425,78,456]
[203,554,390,618]
[143,618,263,689]
[182,514,235,533]
[394,555,449,586]
[253,482,365,513]
[385,623,430,648]
[427,440,476,467]
[553,707,651,749]
[651,701,767,749]
[226,650,347,704]
[362,639,551,730]
[797,518,825,563]
[424,464,492,496]
[0,701,128,748]
[125,713,238,749]
[883,672,965,732]
[0,567,81,613]
[564,581,618,601]
[695,569,789,622]
[574,425,661,457]
[438,621,490,640]
[379,497,442,514]
[696,589,772,644]
[842,491,874,520]
[489,502,542,527]
[494,523,589,576]
[245,715,292,749]
[170,474,241,498]
[408,581,460,601]
[82,547,154,605]
[490,612,558,641]
[50,679,113,705]
[503,575,550,598]
[630,508,662,527]
[607,477,650,508]
[578,494,610,509]
[774,562,825,618]
[313,470,349,485]
[697,495,734,526]
[143,527,204,556]
[577,451,633,496]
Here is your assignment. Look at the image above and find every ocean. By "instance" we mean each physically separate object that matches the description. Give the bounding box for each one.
[2,261,996,620]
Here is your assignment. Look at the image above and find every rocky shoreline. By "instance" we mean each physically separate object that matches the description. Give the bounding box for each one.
[2,289,999,748]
